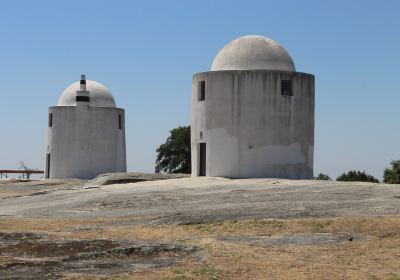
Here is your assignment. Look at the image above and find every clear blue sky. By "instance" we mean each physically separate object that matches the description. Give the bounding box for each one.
[0,0,399,179]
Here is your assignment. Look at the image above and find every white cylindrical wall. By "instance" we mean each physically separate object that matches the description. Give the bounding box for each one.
[191,70,315,179]
[46,105,126,179]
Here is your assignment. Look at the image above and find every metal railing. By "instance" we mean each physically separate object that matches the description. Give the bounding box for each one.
[0,170,44,179]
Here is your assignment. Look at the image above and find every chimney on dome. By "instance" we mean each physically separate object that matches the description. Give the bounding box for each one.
[76,74,90,104]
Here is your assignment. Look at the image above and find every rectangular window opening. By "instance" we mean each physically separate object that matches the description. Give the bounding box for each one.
[281,80,293,96]
[118,114,122,129]
[198,81,205,101]
[48,113,53,127]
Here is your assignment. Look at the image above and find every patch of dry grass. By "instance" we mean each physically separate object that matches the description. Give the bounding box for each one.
[3,216,400,279]
[51,216,400,242]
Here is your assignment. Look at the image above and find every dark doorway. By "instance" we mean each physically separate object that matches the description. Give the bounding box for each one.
[45,154,50,179]
[199,143,206,176]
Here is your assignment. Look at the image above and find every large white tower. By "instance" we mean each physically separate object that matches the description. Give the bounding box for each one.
[191,35,315,179]
[45,75,126,179]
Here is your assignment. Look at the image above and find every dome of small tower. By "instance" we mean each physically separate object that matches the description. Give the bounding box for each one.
[211,35,295,72]
[58,79,116,107]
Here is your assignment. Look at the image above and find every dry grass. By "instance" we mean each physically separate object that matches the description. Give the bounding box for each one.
[2,216,400,279]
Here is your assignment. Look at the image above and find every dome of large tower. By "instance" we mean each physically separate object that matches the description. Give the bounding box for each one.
[58,80,116,107]
[211,35,295,72]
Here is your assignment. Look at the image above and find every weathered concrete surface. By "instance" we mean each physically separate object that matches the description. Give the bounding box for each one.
[47,104,126,179]
[1,177,400,223]
[211,35,296,71]
[191,70,314,179]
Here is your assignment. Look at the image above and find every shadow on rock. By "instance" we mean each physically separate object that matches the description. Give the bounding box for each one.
[0,232,200,279]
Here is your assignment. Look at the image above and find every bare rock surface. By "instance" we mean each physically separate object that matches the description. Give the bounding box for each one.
[0,178,85,199]
[86,172,189,187]
[0,175,400,224]
[216,233,368,246]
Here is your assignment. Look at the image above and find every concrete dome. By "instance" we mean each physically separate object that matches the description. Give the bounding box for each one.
[58,80,116,107]
[211,35,295,72]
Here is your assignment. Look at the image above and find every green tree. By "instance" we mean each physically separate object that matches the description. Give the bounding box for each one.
[383,160,400,184]
[336,170,379,183]
[155,126,191,174]
[314,173,331,180]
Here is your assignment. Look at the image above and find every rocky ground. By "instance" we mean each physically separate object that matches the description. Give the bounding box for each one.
[1,174,400,279]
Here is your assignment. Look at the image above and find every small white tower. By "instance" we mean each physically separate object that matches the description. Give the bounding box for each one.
[45,75,126,179]
[191,35,315,179]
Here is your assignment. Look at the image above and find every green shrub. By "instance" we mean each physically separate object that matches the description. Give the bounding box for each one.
[383,160,400,184]
[314,173,331,180]
[336,170,379,183]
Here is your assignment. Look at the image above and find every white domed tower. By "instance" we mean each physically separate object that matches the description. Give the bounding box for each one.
[45,75,126,179]
[191,35,315,179]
